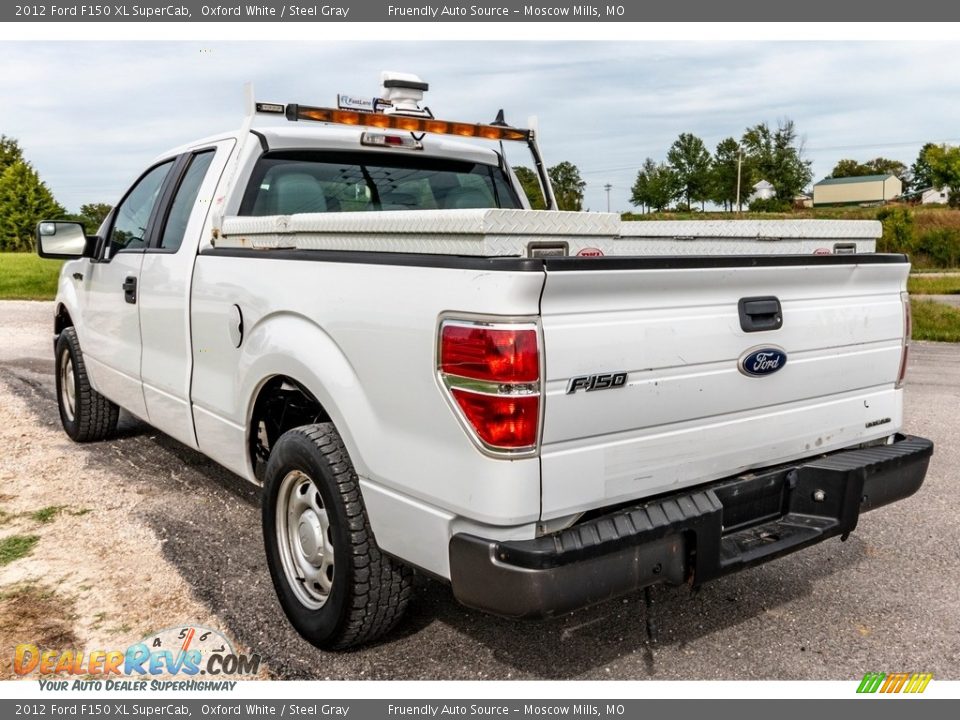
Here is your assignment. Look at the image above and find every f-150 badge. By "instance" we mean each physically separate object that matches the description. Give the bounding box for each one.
[566,372,627,394]
[739,347,787,377]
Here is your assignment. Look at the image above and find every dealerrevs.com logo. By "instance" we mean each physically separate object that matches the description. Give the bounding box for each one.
[15,625,261,690]
[857,672,934,694]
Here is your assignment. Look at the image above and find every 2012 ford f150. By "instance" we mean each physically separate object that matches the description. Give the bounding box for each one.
[36,73,933,649]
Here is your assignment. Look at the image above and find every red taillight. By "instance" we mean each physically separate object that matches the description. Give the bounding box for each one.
[449,389,539,448]
[897,291,911,389]
[439,320,541,453]
[440,325,539,383]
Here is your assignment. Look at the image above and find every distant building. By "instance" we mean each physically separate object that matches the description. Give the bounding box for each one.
[812,174,902,206]
[793,193,813,208]
[919,186,951,205]
[891,185,951,205]
[748,180,776,202]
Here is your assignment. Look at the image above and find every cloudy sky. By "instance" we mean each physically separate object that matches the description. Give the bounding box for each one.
[1,41,959,213]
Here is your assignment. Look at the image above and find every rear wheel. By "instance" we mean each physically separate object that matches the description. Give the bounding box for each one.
[262,423,412,649]
[55,327,119,442]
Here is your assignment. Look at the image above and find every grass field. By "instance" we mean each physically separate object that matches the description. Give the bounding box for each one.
[911,299,960,342]
[908,274,960,295]
[0,253,62,301]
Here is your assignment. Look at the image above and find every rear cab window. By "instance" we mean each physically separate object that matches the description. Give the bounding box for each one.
[239,151,522,215]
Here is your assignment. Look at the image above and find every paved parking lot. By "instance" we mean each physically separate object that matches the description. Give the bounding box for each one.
[1,300,957,680]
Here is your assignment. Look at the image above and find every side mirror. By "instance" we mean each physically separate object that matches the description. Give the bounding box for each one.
[36,221,97,260]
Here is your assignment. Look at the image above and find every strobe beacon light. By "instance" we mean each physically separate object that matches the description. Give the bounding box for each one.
[380,71,431,117]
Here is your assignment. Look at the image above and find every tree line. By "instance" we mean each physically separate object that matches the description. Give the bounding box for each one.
[513,161,586,211]
[0,135,111,252]
[628,120,960,213]
[630,120,814,213]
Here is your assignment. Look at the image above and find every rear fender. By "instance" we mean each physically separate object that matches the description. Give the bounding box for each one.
[238,311,377,481]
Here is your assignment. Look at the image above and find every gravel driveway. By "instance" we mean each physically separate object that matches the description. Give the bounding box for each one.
[1,300,957,680]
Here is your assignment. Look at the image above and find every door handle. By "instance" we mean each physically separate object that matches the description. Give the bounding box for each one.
[122,276,137,304]
[738,296,782,332]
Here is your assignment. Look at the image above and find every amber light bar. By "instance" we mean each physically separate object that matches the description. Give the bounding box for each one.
[279,103,531,142]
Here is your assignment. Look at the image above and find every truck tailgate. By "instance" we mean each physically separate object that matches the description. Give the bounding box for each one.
[538,255,910,521]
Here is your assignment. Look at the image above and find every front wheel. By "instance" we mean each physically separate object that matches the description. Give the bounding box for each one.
[55,327,119,442]
[262,423,412,649]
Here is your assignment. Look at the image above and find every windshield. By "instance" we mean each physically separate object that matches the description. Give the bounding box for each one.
[240,150,522,215]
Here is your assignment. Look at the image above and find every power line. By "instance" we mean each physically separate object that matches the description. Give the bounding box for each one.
[805,138,960,152]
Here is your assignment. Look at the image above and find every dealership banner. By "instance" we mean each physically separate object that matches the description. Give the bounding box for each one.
[2,699,958,719]
[4,0,956,22]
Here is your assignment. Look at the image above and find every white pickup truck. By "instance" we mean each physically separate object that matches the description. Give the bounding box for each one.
[37,73,932,649]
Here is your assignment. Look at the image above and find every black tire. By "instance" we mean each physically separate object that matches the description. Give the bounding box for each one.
[262,423,412,649]
[55,327,120,442]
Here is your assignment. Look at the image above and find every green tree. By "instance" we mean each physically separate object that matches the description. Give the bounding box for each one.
[66,202,112,234]
[0,161,66,251]
[830,157,906,179]
[909,143,937,191]
[865,157,907,178]
[666,132,712,210]
[710,137,753,211]
[0,135,23,173]
[630,158,653,212]
[547,161,586,211]
[876,207,915,254]
[512,166,546,210]
[830,158,867,178]
[630,158,679,212]
[924,144,960,207]
[741,119,813,201]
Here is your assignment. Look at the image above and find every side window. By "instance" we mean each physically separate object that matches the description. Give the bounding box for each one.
[159,151,215,252]
[109,161,174,255]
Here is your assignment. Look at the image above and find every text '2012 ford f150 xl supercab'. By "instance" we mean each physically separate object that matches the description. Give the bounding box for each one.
[36,73,933,649]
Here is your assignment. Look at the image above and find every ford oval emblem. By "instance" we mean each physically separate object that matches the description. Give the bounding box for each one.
[739,346,787,377]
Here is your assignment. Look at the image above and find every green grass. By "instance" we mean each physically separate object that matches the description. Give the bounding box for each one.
[0,253,62,300]
[0,534,40,566]
[908,274,960,295]
[29,506,65,524]
[911,299,960,342]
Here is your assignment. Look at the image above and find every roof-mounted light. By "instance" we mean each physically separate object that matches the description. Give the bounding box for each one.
[277,103,531,142]
[255,102,284,114]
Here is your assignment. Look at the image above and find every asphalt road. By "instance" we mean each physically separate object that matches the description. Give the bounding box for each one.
[1,300,957,680]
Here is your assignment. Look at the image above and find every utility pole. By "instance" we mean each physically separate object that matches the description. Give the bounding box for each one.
[735,145,743,214]
[604,183,612,213]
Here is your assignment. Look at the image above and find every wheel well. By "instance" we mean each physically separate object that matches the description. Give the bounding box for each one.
[249,376,330,480]
[55,304,73,337]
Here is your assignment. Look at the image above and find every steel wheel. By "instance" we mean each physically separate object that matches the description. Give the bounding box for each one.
[59,351,76,423]
[276,469,335,609]
[262,424,412,648]
[54,327,119,443]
